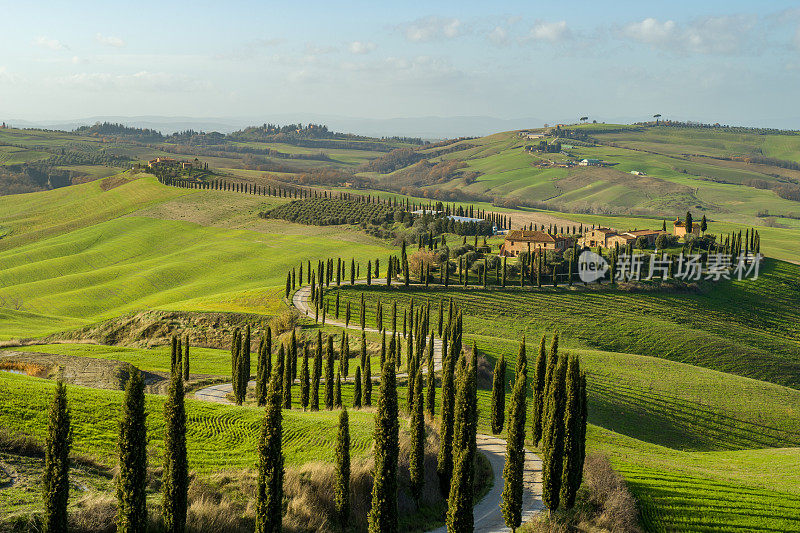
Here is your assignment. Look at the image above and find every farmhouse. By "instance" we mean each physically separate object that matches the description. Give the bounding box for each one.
[579,158,602,166]
[579,227,632,248]
[673,217,701,238]
[499,230,573,256]
[147,157,193,170]
[579,227,664,248]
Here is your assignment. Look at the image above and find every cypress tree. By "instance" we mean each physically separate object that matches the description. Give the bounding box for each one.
[560,354,584,510]
[426,333,436,418]
[500,352,527,531]
[161,370,188,533]
[311,331,322,411]
[360,331,367,377]
[531,335,548,445]
[335,371,342,408]
[367,357,399,533]
[256,372,283,533]
[447,354,477,533]
[275,344,285,397]
[490,353,506,434]
[334,408,351,527]
[282,343,292,408]
[256,331,270,407]
[325,335,335,410]
[541,354,568,514]
[171,335,178,374]
[43,381,71,533]
[354,366,362,408]
[236,326,251,405]
[364,352,373,406]
[409,368,425,505]
[543,333,559,403]
[300,344,310,410]
[290,330,298,381]
[183,336,190,381]
[340,331,349,378]
[116,370,148,533]
[436,343,456,494]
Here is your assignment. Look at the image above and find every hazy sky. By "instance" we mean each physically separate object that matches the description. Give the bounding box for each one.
[2,0,800,127]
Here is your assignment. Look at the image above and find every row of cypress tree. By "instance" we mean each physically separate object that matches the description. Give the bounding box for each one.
[498,334,588,529]
[41,334,190,532]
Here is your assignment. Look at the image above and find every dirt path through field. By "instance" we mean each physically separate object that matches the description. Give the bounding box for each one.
[194,280,545,532]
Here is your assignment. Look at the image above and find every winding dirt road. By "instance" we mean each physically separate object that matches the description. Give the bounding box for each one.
[194,282,544,531]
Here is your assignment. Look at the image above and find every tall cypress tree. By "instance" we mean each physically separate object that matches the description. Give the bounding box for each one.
[368,357,399,533]
[490,353,506,434]
[364,353,373,406]
[256,332,270,407]
[325,335,335,410]
[311,331,322,411]
[500,352,527,531]
[409,368,425,505]
[290,330,298,381]
[282,343,293,409]
[183,336,190,381]
[531,335,548,445]
[543,333,559,410]
[340,331,349,378]
[300,344,310,410]
[335,371,342,408]
[116,370,147,532]
[436,339,455,494]
[354,366,362,408]
[426,336,436,418]
[360,331,367,378]
[447,354,477,533]
[256,372,283,533]
[237,326,251,405]
[560,354,584,509]
[335,408,351,527]
[161,371,188,533]
[542,354,568,514]
[43,381,71,533]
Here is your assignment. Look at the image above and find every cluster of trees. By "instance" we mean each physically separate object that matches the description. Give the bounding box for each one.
[74,122,164,141]
[495,335,587,528]
[229,123,411,152]
[361,147,423,173]
[528,140,562,153]
[0,164,73,195]
[263,197,406,227]
[41,335,190,531]
[387,159,477,189]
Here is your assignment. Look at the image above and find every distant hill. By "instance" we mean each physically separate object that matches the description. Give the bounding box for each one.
[353,124,800,226]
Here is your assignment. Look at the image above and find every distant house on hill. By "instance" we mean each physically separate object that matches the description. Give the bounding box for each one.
[579,227,664,248]
[579,158,602,166]
[147,157,192,170]
[673,217,701,238]
[579,227,633,248]
[500,230,573,256]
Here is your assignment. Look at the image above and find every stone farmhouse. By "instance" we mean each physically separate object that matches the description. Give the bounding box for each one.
[673,217,701,238]
[499,230,574,257]
[578,227,663,248]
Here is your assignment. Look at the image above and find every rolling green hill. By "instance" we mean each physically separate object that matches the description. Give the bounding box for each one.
[356,125,800,228]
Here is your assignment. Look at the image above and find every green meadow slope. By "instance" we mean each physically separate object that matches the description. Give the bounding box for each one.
[0,177,393,340]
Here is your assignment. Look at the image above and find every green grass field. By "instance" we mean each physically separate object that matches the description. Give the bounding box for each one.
[326,258,800,389]
[0,180,394,339]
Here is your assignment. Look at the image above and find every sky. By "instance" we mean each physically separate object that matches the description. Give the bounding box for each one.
[2,0,800,130]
